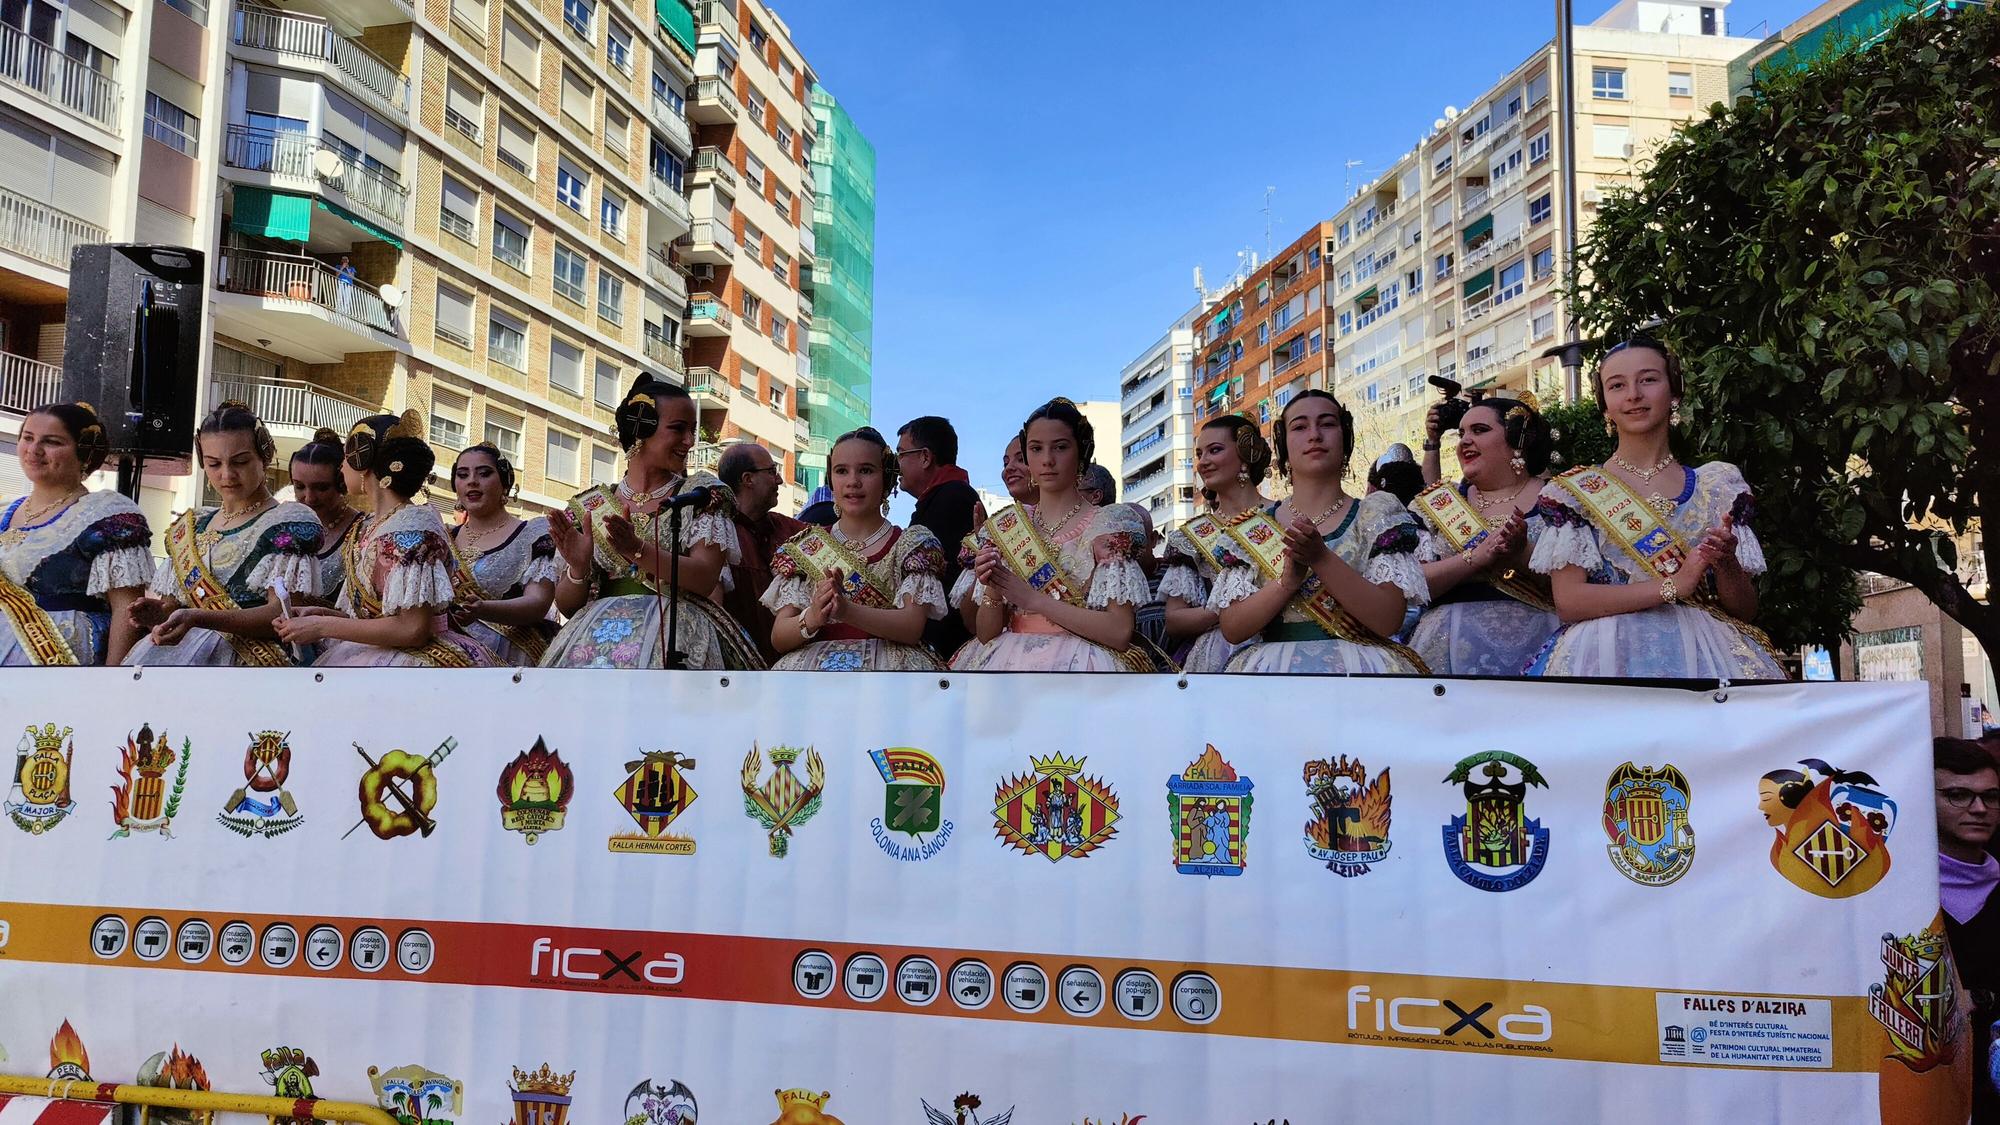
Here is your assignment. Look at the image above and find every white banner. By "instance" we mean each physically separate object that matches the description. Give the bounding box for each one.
[0,671,1971,1124]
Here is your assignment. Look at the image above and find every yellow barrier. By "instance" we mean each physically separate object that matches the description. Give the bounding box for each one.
[0,1076,399,1125]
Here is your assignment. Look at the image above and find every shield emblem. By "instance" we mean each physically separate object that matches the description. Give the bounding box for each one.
[23,749,67,805]
[623,758,695,836]
[884,782,941,836]
[1793,817,1866,887]
[1468,790,1523,867]
[1617,789,1665,845]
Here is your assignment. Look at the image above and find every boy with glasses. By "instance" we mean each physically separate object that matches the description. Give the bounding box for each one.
[1936,736,1999,1120]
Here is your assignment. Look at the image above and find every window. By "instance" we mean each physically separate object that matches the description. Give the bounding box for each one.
[548,337,583,394]
[1308,331,1323,355]
[594,361,620,407]
[435,282,475,348]
[743,223,764,260]
[562,0,591,39]
[1256,322,1269,345]
[1591,66,1626,100]
[492,210,529,272]
[1529,193,1552,225]
[501,16,538,82]
[773,249,791,283]
[1505,94,1522,119]
[144,92,197,155]
[1527,71,1551,106]
[440,175,478,242]
[774,185,794,219]
[748,21,768,49]
[1497,260,1527,304]
[1491,148,1521,180]
[604,106,628,154]
[445,75,482,142]
[542,429,579,483]
[740,290,762,327]
[1593,123,1631,159]
[560,67,593,127]
[607,19,633,73]
[1532,246,1555,280]
[744,87,766,125]
[590,444,617,485]
[598,271,624,325]
[769,383,786,410]
[450,0,486,32]
[1338,311,1353,336]
[553,243,588,304]
[484,408,523,463]
[600,191,625,238]
[1668,71,1693,98]
[652,73,684,115]
[431,389,470,448]
[744,153,765,193]
[488,312,527,370]
[1405,266,1424,295]
[1434,252,1454,280]
[778,57,796,88]
[1528,130,1551,166]
[775,122,793,154]
[1337,269,1352,292]
[769,313,788,347]
[497,113,534,176]
[1533,309,1556,339]
[557,158,587,211]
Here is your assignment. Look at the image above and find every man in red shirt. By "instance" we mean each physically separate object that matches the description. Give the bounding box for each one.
[718,443,804,664]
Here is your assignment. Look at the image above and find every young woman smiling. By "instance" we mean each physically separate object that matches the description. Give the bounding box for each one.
[1160,413,1271,673]
[444,442,556,666]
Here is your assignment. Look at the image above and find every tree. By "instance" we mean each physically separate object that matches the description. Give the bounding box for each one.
[1568,1,1999,657]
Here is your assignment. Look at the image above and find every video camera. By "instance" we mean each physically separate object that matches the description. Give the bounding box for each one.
[1427,375,1487,434]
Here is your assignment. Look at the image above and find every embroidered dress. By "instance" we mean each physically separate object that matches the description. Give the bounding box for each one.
[1527,461,1785,680]
[124,502,322,666]
[942,532,990,667]
[0,490,152,665]
[950,503,1153,672]
[539,472,763,670]
[314,503,498,667]
[308,512,362,607]
[1212,491,1430,675]
[762,523,948,671]
[1407,484,1560,676]
[450,517,558,666]
[1161,517,1255,673]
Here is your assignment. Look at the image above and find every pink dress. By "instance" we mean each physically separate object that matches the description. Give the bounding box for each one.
[949,504,1153,672]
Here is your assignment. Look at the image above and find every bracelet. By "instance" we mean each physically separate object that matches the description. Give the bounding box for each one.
[563,563,589,584]
[1422,442,1441,452]
[1659,577,1680,604]
[1459,548,1479,567]
[799,619,821,640]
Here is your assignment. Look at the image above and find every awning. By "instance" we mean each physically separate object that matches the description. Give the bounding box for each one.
[1462,213,1494,245]
[1463,267,1496,297]
[657,0,696,54]
[315,198,403,249]
[1354,285,1379,308]
[1207,382,1229,403]
[0,1095,115,1125]
[230,187,312,242]
[1211,308,1231,329]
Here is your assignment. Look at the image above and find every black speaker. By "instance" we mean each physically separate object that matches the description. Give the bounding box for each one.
[61,243,206,462]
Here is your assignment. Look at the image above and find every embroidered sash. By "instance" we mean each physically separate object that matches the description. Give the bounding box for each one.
[166,510,294,668]
[0,569,77,665]
[1550,466,1781,659]
[984,504,1168,673]
[449,531,550,664]
[343,519,476,669]
[1191,506,1429,673]
[1412,482,1556,613]
[574,487,766,671]
[779,525,898,609]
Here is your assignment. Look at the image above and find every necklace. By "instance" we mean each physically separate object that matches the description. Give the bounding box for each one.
[1611,453,1678,483]
[1034,499,1085,538]
[833,519,891,553]
[617,476,678,505]
[455,517,514,557]
[1,488,85,550]
[1295,496,1348,528]
[1473,479,1532,513]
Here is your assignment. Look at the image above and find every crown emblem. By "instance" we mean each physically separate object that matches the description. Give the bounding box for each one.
[32,723,72,754]
[768,746,801,767]
[1028,752,1087,778]
[510,1065,576,1096]
[775,1089,829,1110]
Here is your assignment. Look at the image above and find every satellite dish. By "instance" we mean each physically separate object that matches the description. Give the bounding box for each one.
[312,147,346,179]
[377,283,402,309]
[1443,105,1460,119]
[1433,117,1448,131]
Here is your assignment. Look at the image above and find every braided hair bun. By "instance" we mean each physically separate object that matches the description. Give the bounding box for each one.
[346,410,435,498]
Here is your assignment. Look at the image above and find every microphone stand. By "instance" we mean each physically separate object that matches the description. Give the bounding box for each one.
[663,501,688,669]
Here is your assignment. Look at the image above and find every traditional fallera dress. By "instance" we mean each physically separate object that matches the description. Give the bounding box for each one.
[124,502,323,667]
[538,473,763,670]
[448,517,558,666]
[0,491,152,665]
[1161,513,1258,673]
[949,502,1165,672]
[1407,481,1561,676]
[761,522,948,671]
[1209,490,1431,675]
[313,502,498,667]
[308,511,363,608]
[1526,461,1787,680]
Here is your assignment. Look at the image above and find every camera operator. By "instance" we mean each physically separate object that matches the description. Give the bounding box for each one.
[1420,376,1479,487]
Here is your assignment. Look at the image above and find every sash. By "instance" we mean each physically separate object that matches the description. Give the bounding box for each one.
[1550,467,1781,659]
[166,510,295,668]
[1411,482,1556,613]
[342,518,477,669]
[1190,506,1429,673]
[449,532,551,664]
[779,525,898,610]
[984,504,1169,673]
[0,569,77,666]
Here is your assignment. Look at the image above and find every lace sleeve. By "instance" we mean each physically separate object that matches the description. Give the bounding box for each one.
[894,526,948,618]
[1158,561,1206,604]
[1358,493,1428,607]
[1207,565,1261,610]
[1528,488,1604,575]
[760,572,812,613]
[245,518,326,598]
[380,530,455,614]
[83,509,155,596]
[523,518,559,586]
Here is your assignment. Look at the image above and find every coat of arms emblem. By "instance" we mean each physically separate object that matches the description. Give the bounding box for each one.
[258,1046,318,1099]
[506,1065,573,1125]
[870,746,953,861]
[1441,750,1550,892]
[613,751,699,855]
[46,1020,89,1081]
[767,1089,842,1125]
[1602,761,1695,886]
[742,744,824,858]
[350,738,456,841]
[498,737,573,844]
[923,1092,1013,1125]
[1304,755,1391,877]
[218,731,303,838]
[1165,745,1252,877]
[623,1078,698,1125]
[111,723,191,839]
[138,1045,210,1125]
[1756,758,1895,898]
[370,1063,464,1125]
[994,753,1120,862]
[1868,916,1964,1076]
[8,722,76,834]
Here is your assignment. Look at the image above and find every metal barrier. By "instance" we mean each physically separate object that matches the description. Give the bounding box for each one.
[0,1076,398,1125]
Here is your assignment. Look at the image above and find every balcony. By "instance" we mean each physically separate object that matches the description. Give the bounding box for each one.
[1461,185,1489,215]
[213,246,402,363]
[0,352,62,416]
[792,417,810,445]
[647,175,693,238]
[646,247,690,306]
[696,2,738,48]
[798,222,816,262]
[642,326,686,376]
[223,125,410,229]
[210,371,374,438]
[692,147,736,189]
[688,437,741,474]
[681,217,735,265]
[1464,223,1526,270]
[795,292,813,328]
[649,96,693,155]
[794,352,813,391]
[1464,293,1495,322]
[232,7,410,121]
[0,185,106,272]
[689,76,740,125]
[685,291,732,336]
[687,369,731,410]
[0,23,121,134]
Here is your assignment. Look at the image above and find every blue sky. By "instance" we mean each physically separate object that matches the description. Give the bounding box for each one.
[780,0,1799,498]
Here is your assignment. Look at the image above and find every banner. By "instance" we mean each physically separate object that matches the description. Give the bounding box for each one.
[0,671,1969,1124]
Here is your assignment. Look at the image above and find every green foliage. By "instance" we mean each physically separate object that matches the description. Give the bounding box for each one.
[1568,1,1999,653]
[1543,400,1618,475]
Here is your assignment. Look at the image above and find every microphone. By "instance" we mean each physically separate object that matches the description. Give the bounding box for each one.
[661,485,720,511]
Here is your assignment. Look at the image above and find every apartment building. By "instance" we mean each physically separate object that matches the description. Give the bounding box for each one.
[1187,222,1338,440]
[801,82,872,490]
[1117,303,1206,530]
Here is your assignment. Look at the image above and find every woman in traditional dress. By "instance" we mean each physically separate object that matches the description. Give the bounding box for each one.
[764,427,948,670]
[0,403,151,665]
[289,427,361,606]
[1162,414,1271,672]
[540,374,761,669]
[945,434,1035,665]
[1528,337,1785,679]
[273,411,497,667]
[951,398,1158,672]
[1213,390,1429,674]
[125,402,323,666]
[1406,397,1561,675]
[445,443,556,666]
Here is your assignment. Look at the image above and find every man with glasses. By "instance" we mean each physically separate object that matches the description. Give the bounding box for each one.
[896,416,977,659]
[1935,736,1999,1121]
[718,443,803,663]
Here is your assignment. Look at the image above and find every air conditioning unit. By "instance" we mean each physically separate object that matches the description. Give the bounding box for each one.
[691,264,716,282]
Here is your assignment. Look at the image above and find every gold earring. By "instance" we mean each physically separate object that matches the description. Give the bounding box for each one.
[1603,419,1615,436]
[1670,401,1683,426]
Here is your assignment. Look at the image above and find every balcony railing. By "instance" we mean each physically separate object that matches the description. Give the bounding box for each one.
[212,371,374,433]
[0,184,105,269]
[0,23,122,132]
[1465,223,1526,270]
[649,175,692,226]
[642,327,685,374]
[649,96,691,151]
[693,76,739,118]
[217,246,398,335]
[224,125,410,226]
[233,6,410,112]
[687,291,732,329]
[692,147,736,187]
[0,352,62,415]
[647,247,672,286]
